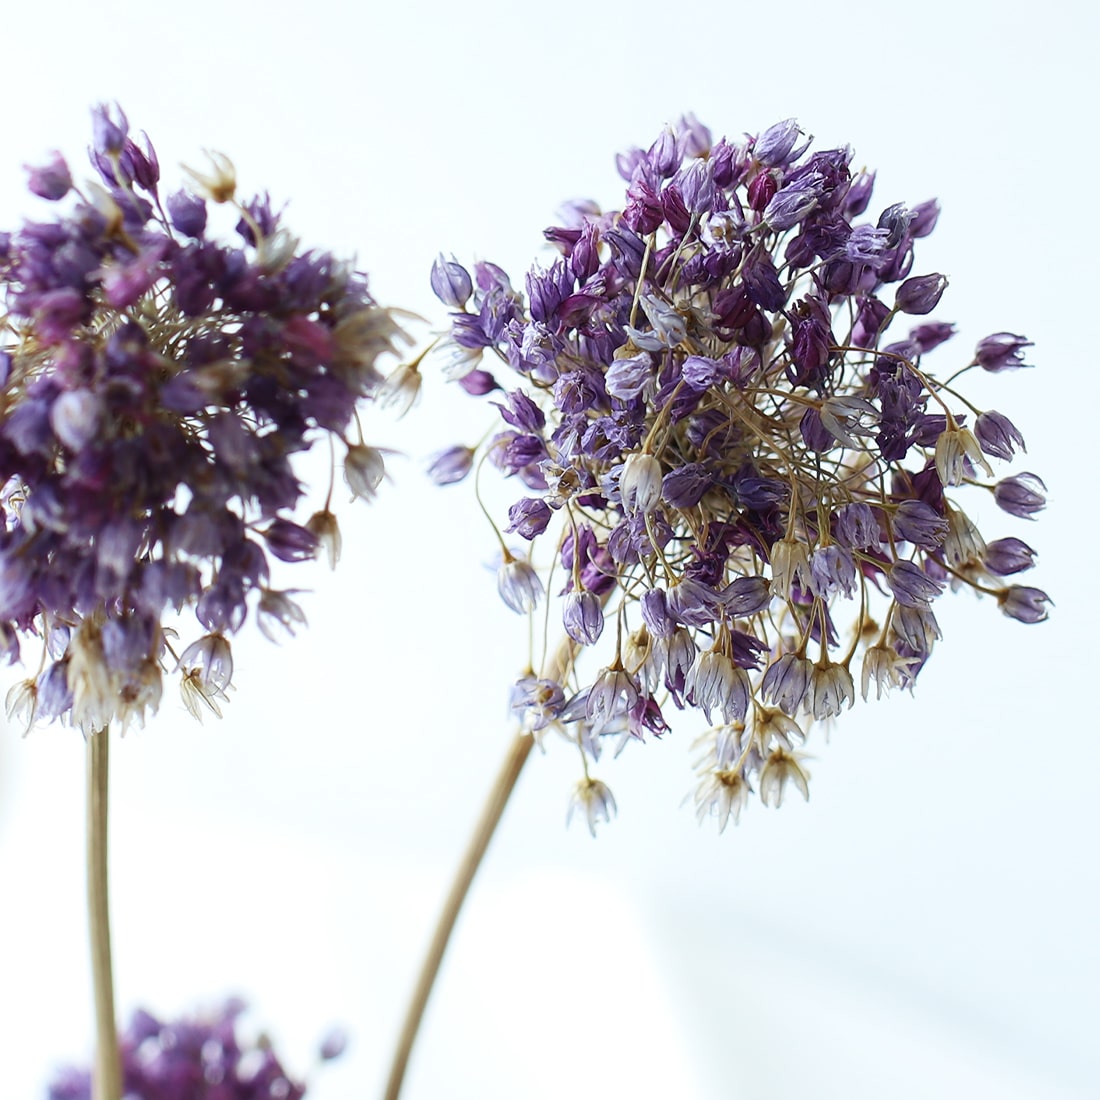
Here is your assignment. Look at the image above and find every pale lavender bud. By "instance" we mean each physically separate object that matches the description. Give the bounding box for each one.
[761,652,813,716]
[505,496,553,539]
[640,588,676,638]
[497,552,542,613]
[426,445,474,486]
[430,254,474,309]
[997,585,1051,623]
[620,452,663,513]
[563,590,604,645]
[50,390,102,451]
[755,119,806,167]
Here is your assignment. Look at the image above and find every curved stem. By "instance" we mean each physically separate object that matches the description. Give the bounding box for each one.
[87,727,121,1100]
[382,634,581,1100]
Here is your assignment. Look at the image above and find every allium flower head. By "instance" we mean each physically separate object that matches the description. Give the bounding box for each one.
[1,107,405,733]
[431,114,1049,829]
[47,1000,337,1099]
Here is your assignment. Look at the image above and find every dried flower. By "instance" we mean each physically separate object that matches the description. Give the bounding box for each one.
[0,107,404,733]
[430,114,1049,828]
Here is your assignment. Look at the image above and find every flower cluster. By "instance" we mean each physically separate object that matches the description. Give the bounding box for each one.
[47,1000,342,1099]
[1,106,405,734]
[430,115,1049,831]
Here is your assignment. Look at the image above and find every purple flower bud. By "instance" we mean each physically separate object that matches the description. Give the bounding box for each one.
[426,445,474,486]
[763,185,818,231]
[983,537,1037,576]
[91,102,129,155]
[263,519,319,563]
[761,652,813,715]
[908,199,941,238]
[25,151,72,200]
[319,1027,349,1061]
[893,499,948,548]
[49,389,102,451]
[975,332,1033,372]
[505,496,552,539]
[458,369,500,395]
[430,253,474,308]
[166,189,207,238]
[887,561,944,607]
[993,472,1046,518]
[755,119,806,167]
[497,552,542,613]
[975,410,1026,461]
[834,503,880,550]
[997,585,1051,623]
[747,171,778,212]
[894,273,947,315]
[908,321,956,352]
[661,462,712,508]
[563,590,604,645]
[640,588,676,638]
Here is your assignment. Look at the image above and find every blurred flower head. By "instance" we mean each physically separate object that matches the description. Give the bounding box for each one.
[1,106,408,734]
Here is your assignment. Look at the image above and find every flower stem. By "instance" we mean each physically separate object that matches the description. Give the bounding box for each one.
[382,635,581,1100]
[87,727,121,1100]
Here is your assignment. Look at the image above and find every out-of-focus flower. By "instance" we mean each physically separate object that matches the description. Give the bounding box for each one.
[47,1000,340,1099]
[429,115,1049,830]
[0,106,406,734]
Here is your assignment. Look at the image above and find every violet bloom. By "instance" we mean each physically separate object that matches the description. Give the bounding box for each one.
[47,1001,339,1100]
[0,107,406,734]
[428,114,1049,829]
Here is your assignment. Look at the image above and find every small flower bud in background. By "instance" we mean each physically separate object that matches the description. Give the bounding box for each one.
[24,150,72,200]
[975,331,1033,372]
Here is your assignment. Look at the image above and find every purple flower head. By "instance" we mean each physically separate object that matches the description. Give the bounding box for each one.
[430,253,473,308]
[1,108,407,733]
[997,585,1051,623]
[432,114,1048,826]
[48,1001,323,1100]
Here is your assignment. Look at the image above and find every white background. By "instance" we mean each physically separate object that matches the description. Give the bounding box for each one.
[0,1,1096,1097]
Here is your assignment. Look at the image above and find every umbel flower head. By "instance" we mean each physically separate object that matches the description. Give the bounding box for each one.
[47,999,343,1099]
[1,105,406,734]
[430,114,1049,832]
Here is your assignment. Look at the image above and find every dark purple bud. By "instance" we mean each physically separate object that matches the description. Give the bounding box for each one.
[661,463,712,508]
[909,322,956,352]
[852,295,891,346]
[993,472,1046,518]
[741,246,786,312]
[25,151,72,200]
[983,537,1037,576]
[747,171,778,212]
[908,199,941,238]
[430,254,473,308]
[895,273,947,315]
[494,389,546,432]
[262,518,319,562]
[799,407,834,452]
[563,590,605,645]
[997,585,1051,623]
[843,170,876,217]
[505,496,552,539]
[975,332,1033,372]
[975,410,1026,461]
